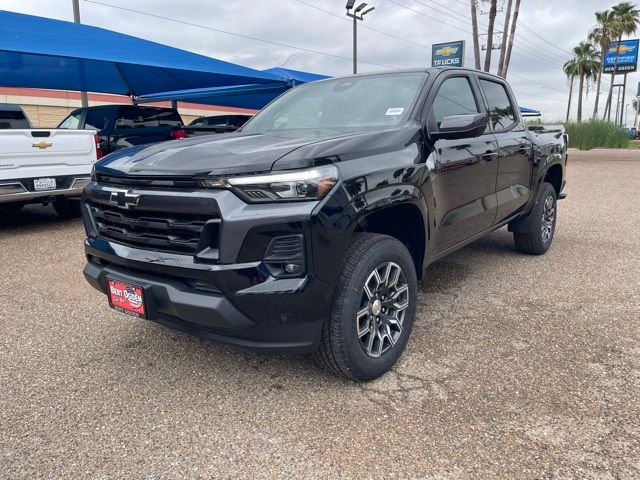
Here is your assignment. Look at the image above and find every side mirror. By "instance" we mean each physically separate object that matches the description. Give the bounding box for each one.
[431,113,488,140]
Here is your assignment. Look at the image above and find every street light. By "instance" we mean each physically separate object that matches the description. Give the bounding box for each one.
[346,1,375,74]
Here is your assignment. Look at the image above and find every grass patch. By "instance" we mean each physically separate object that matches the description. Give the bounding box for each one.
[562,120,629,150]
[627,139,640,149]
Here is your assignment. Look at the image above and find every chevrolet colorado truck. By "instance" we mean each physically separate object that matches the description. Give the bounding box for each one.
[0,104,101,217]
[81,68,567,381]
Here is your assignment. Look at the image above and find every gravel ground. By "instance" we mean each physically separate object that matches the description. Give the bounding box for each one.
[1,149,639,479]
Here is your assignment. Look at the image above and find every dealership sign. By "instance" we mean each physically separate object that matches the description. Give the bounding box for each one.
[604,39,639,73]
[432,41,465,68]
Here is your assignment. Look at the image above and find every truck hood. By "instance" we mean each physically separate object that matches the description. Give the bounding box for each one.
[94,126,421,177]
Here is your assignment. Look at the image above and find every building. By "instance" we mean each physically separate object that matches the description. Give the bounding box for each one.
[0,87,256,128]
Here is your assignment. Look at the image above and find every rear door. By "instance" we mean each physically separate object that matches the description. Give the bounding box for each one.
[477,76,532,222]
[426,73,499,252]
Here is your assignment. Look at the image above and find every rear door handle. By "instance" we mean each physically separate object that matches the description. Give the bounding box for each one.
[482,151,498,161]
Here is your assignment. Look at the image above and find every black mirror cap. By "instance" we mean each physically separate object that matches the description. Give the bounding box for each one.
[431,113,488,140]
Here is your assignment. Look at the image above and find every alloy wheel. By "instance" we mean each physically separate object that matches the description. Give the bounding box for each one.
[356,262,409,358]
[541,195,555,243]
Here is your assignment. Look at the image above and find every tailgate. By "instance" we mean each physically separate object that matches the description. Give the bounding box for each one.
[0,129,97,180]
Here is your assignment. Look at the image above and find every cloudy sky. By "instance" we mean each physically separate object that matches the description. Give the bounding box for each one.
[0,0,636,122]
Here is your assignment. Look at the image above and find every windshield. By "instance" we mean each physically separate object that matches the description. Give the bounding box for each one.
[242,73,428,133]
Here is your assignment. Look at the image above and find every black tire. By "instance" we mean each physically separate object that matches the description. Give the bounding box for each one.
[53,197,81,219]
[313,233,417,382]
[513,182,557,255]
[1,202,25,212]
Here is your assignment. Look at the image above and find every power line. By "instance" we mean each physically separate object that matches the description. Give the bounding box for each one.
[294,0,432,51]
[83,0,397,69]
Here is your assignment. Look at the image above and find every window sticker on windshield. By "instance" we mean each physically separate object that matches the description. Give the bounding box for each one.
[385,108,404,116]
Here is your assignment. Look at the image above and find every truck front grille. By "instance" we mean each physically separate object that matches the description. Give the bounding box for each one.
[88,202,218,255]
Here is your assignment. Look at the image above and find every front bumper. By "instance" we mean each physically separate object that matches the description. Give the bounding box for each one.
[0,176,90,204]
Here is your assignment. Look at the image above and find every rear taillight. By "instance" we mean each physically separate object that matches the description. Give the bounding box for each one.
[94,134,103,160]
[171,129,186,140]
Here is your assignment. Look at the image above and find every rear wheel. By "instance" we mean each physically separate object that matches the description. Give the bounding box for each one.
[513,182,557,255]
[313,233,417,381]
[53,197,81,219]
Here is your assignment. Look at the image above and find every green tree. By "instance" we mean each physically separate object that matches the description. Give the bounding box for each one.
[563,58,579,122]
[588,10,615,119]
[572,42,600,122]
[604,2,640,121]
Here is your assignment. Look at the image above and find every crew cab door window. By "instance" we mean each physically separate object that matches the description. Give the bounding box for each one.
[479,79,516,131]
[430,77,479,128]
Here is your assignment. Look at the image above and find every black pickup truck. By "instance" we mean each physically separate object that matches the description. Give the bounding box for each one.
[58,105,185,154]
[81,68,567,381]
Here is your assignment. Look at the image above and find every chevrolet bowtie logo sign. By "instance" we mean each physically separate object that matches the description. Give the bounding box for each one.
[109,189,140,209]
[32,141,53,149]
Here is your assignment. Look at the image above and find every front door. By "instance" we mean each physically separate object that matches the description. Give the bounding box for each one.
[427,75,499,252]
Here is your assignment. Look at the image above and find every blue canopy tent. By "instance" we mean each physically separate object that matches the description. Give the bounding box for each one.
[0,10,280,96]
[138,67,330,110]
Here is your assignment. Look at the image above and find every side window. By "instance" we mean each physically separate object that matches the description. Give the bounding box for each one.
[430,77,479,128]
[84,109,110,132]
[58,111,82,129]
[479,79,516,131]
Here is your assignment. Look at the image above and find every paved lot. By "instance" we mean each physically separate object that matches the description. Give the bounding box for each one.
[1,149,639,479]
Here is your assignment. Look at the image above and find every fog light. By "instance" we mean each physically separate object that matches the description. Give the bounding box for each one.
[284,263,301,274]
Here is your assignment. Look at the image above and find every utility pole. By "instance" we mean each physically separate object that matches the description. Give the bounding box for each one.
[502,0,520,78]
[72,0,89,108]
[345,1,375,75]
[483,0,498,72]
[497,0,513,77]
[470,0,481,70]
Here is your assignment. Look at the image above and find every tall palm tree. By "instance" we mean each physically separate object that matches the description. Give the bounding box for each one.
[573,42,601,122]
[604,2,640,121]
[588,10,615,118]
[564,59,579,122]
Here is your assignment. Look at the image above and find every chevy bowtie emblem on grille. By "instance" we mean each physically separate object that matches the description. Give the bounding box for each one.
[32,141,53,149]
[109,189,140,209]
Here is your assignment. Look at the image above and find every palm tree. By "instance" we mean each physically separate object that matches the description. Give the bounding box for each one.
[564,59,579,121]
[604,2,640,121]
[573,42,601,122]
[588,10,615,118]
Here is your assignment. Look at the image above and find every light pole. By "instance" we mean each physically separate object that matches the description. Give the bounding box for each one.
[72,0,89,108]
[625,103,630,128]
[345,1,375,74]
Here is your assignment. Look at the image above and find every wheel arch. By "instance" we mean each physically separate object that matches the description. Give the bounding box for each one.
[354,202,426,279]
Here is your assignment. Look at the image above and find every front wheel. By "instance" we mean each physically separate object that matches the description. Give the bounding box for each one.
[313,233,417,382]
[512,182,557,255]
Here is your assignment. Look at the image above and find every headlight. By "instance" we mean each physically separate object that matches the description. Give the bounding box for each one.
[200,165,339,202]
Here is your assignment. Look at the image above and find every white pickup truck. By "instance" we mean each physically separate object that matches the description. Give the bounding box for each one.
[0,104,101,218]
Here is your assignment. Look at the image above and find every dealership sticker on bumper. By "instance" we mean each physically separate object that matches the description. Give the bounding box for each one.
[107,278,146,318]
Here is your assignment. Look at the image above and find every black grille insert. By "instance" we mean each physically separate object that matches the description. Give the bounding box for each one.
[89,202,218,255]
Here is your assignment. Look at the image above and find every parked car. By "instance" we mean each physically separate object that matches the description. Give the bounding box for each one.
[184,114,253,136]
[0,103,101,217]
[81,68,567,381]
[58,105,185,155]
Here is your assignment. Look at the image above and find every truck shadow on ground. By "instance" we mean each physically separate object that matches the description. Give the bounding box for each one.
[0,204,79,231]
